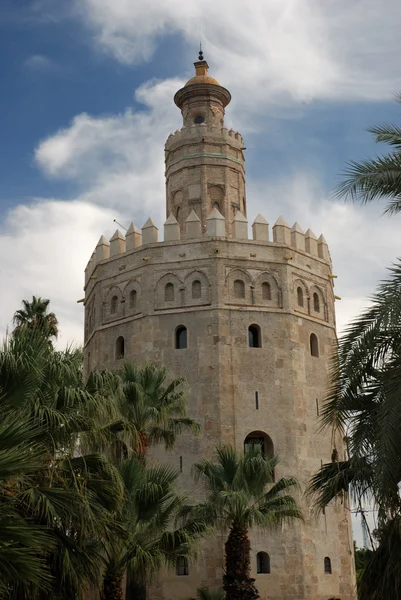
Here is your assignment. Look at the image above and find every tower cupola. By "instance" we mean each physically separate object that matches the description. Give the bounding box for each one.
[165,54,246,237]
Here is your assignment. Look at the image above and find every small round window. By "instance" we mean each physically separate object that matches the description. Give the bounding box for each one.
[194,115,205,124]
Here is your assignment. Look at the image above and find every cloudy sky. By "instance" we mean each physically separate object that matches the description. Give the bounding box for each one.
[2,0,400,545]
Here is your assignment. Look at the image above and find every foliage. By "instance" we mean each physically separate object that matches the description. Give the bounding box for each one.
[101,457,207,600]
[335,95,401,215]
[195,588,225,600]
[111,362,200,460]
[192,445,302,600]
[13,296,58,340]
[0,328,123,599]
[307,262,401,599]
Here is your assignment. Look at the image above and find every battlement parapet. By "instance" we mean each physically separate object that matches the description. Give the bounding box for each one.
[165,125,244,151]
[84,210,331,286]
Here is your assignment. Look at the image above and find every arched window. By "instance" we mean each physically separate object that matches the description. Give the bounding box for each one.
[111,295,118,314]
[130,290,137,309]
[244,432,274,459]
[310,333,319,357]
[176,206,181,222]
[248,324,261,348]
[176,556,189,576]
[234,279,245,299]
[192,280,202,299]
[297,287,304,307]
[262,282,271,301]
[115,336,125,360]
[313,292,320,313]
[210,185,224,213]
[165,282,174,302]
[175,326,187,350]
[257,552,270,574]
[324,557,332,574]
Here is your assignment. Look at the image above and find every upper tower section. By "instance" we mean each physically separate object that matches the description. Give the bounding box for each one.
[165,51,246,237]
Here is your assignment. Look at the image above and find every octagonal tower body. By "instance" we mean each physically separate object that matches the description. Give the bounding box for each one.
[83,59,356,600]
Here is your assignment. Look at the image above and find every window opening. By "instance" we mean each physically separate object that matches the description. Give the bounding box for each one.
[116,336,125,360]
[192,280,202,299]
[310,333,319,357]
[262,282,271,301]
[175,326,187,349]
[194,115,205,124]
[313,292,320,313]
[297,287,304,307]
[165,282,174,302]
[234,279,245,299]
[316,398,319,416]
[176,556,189,576]
[111,295,118,314]
[257,552,270,574]
[130,290,137,309]
[324,557,332,574]
[248,324,261,348]
[255,391,259,410]
[179,456,183,472]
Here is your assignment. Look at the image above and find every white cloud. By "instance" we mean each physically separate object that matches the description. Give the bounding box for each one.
[24,54,56,72]
[73,0,401,104]
[0,200,117,346]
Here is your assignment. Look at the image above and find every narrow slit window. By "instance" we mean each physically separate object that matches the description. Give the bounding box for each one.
[255,391,259,410]
[179,456,183,472]
[324,557,332,574]
[313,292,320,313]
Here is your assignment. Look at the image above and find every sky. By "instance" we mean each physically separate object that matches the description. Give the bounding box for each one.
[1,0,401,545]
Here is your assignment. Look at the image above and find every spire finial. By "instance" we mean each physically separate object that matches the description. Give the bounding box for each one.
[198,42,204,62]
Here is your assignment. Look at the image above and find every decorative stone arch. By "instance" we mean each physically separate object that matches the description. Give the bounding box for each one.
[184,270,211,306]
[155,272,182,310]
[309,284,327,321]
[254,272,281,307]
[103,285,124,323]
[124,279,142,315]
[226,268,252,305]
[293,278,309,314]
[208,185,225,214]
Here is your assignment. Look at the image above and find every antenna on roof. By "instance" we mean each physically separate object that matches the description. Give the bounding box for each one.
[113,219,127,231]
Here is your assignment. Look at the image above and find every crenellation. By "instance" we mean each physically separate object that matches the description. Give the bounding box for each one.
[95,235,110,262]
[164,214,180,241]
[206,206,226,237]
[126,221,142,250]
[142,217,159,245]
[273,216,291,245]
[318,234,329,261]
[185,210,202,239]
[305,228,318,256]
[109,229,126,256]
[232,210,248,239]
[291,222,305,251]
[252,213,269,241]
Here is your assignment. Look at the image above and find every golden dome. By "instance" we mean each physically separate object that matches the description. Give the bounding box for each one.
[185,74,220,87]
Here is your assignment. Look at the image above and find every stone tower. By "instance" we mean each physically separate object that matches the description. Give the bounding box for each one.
[83,55,356,600]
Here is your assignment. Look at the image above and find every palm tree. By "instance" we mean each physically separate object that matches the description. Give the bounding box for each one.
[114,363,199,459]
[101,457,206,600]
[307,262,401,599]
[0,327,123,599]
[335,95,401,215]
[193,445,302,600]
[13,296,58,339]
